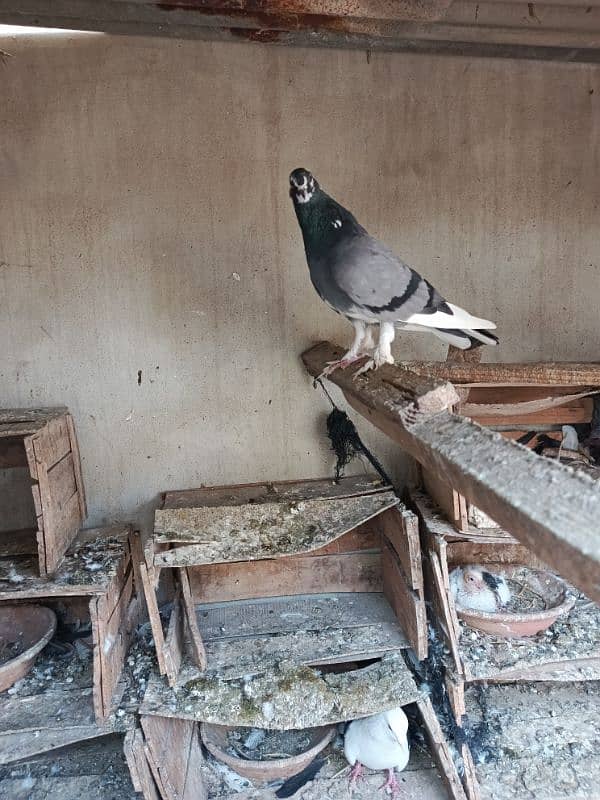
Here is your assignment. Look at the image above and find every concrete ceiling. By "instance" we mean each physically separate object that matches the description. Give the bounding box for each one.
[1,0,600,61]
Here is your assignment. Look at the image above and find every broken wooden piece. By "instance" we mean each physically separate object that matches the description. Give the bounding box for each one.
[303,343,600,603]
[141,714,207,800]
[417,695,468,800]
[0,407,87,575]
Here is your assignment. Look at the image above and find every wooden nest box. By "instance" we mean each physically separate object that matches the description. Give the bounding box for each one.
[0,408,87,575]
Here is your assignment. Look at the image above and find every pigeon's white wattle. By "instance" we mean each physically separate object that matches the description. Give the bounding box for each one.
[344,708,410,772]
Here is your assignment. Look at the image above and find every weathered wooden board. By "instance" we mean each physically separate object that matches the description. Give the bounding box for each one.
[153,492,397,566]
[162,474,390,509]
[0,685,126,765]
[141,653,420,729]
[179,568,207,670]
[124,729,162,800]
[303,344,600,603]
[163,586,184,686]
[417,696,469,800]
[398,361,600,387]
[412,490,518,544]
[141,715,207,800]
[373,506,423,590]
[446,541,547,569]
[382,539,427,659]
[187,550,382,603]
[138,562,169,676]
[422,466,468,532]
[0,525,131,599]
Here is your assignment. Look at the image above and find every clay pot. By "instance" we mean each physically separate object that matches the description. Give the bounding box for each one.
[454,565,575,638]
[0,604,57,691]
[201,723,335,782]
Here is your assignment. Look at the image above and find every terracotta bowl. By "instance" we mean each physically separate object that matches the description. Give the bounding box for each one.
[454,565,575,638]
[201,723,336,782]
[0,604,57,691]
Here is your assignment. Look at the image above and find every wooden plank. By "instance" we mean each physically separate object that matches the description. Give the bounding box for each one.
[461,743,482,800]
[417,696,469,800]
[382,539,427,659]
[303,343,600,604]
[187,550,382,603]
[138,562,168,675]
[141,655,419,729]
[124,730,161,800]
[31,413,72,469]
[66,412,88,520]
[163,586,184,686]
[373,506,423,590]
[0,438,28,468]
[304,522,380,555]
[397,360,600,387]
[163,474,390,509]
[97,565,135,719]
[195,592,399,641]
[141,715,207,800]
[412,490,518,544]
[430,551,462,674]
[47,453,77,510]
[153,492,398,565]
[179,568,207,670]
[445,674,466,720]
[422,466,468,532]
[446,541,547,569]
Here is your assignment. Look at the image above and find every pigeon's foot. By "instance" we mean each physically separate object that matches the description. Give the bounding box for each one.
[379,769,401,798]
[353,348,395,378]
[348,762,365,785]
[317,354,367,381]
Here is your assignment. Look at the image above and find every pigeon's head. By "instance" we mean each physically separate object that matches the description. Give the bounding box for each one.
[289,168,319,205]
[462,567,487,595]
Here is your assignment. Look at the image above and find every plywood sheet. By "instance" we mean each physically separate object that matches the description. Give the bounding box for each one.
[153,492,397,566]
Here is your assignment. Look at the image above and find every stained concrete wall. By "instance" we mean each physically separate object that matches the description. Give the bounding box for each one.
[1,30,599,530]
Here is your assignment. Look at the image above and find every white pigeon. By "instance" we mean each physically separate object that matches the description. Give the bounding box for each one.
[561,425,579,452]
[344,707,409,797]
[449,565,511,613]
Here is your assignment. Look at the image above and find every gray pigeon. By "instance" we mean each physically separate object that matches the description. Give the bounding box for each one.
[289,168,498,375]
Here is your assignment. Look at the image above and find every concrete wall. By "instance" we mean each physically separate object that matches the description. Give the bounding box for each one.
[1,30,599,530]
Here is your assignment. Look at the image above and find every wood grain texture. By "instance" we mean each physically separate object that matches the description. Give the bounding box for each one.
[373,506,423,590]
[66,412,88,519]
[179,567,207,670]
[139,562,168,676]
[382,539,427,659]
[162,474,390,509]
[304,347,600,603]
[188,550,382,603]
[141,715,207,800]
[422,466,468,532]
[164,586,184,686]
[398,361,600,386]
[417,696,469,800]
[124,729,162,800]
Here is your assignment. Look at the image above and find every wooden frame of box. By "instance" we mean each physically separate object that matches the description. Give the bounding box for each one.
[136,476,428,690]
[0,407,87,575]
[0,524,139,754]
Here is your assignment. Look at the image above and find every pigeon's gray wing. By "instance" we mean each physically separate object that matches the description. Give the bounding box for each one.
[328,235,444,322]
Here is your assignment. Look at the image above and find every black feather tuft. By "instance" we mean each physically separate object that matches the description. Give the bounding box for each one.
[275,757,324,798]
[481,571,501,591]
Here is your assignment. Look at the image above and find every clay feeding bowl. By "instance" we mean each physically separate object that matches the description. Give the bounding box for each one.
[0,604,57,691]
[201,723,336,782]
[454,565,575,638]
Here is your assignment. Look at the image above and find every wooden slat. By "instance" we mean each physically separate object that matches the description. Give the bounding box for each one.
[188,550,381,603]
[0,438,28,468]
[124,729,162,800]
[303,342,600,604]
[373,506,422,590]
[417,696,469,800]
[422,466,468,532]
[179,568,207,670]
[381,539,427,659]
[66,412,88,520]
[163,474,390,509]
[47,453,77,509]
[398,360,600,387]
[31,413,72,469]
[97,566,135,720]
[163,586,184,685]
[446,541,547,569]
[138,562,168,676]
[141,715,207,800]
[430,550,462,674]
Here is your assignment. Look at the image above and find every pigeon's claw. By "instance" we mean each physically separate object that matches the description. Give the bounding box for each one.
[379,768,401,797]
[316,354,367,381]
[348,762,365,785]
[353,348,395,379]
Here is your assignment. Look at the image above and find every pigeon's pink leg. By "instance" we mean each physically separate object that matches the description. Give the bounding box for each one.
[319,354,366,378]
[379,769,401,797]
[317,320,372,380]
[348,762,364,785]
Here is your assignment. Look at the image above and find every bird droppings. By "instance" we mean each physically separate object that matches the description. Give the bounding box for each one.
[153,492,397,566]
[141,653,421,730]
[464,682,600,800]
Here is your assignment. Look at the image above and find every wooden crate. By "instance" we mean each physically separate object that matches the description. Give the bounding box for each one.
[0,525,139,731]
[138,476,428,689]
[0,407,87,575]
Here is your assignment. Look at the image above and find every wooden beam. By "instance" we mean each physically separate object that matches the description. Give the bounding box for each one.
[303,342,600,603]
[397,360,600,387]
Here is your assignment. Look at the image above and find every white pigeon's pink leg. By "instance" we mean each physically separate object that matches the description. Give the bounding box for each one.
[318,320,370,379]
[348,761,364,785]
[379,768,401,797]
[354,322,395,377]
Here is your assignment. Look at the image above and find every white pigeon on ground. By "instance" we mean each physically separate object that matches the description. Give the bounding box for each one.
[449,565,511,613]
[344,707,409,797]
[289,168,498,376]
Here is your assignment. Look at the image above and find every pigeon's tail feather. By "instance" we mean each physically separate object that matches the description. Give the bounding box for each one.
[402,322,499,349]
[404,302,497,332]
